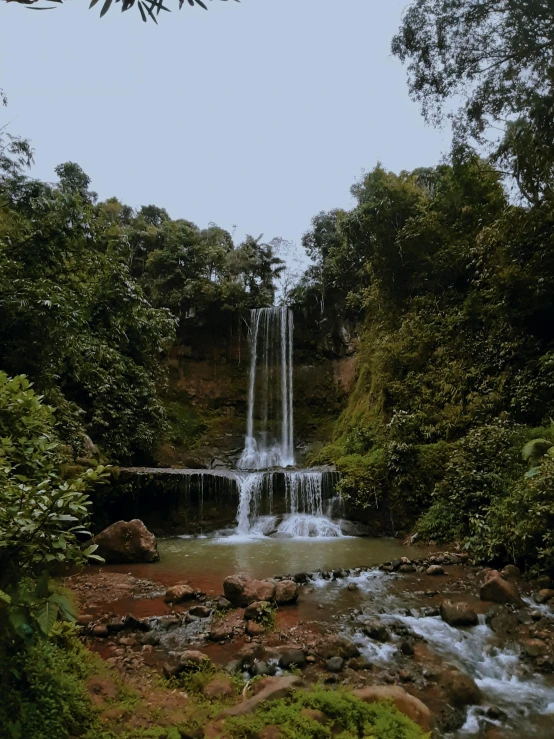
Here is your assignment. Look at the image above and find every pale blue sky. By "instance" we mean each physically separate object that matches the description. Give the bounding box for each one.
[1,0,447,252]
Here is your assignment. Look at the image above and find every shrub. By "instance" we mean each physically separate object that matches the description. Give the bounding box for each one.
[225,688,428,739]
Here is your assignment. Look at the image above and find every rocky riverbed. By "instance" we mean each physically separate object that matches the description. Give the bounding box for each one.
[65,549,554,738]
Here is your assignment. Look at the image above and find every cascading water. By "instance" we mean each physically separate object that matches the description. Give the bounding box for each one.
[235,306,342,539]
[238,307,294,470]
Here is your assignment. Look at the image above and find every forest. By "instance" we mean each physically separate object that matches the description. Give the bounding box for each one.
[2,1,554,738]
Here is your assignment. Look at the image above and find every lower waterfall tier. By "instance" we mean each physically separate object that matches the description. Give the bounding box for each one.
[101,467,345,538]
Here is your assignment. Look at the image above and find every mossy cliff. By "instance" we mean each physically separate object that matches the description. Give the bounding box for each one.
[155,310,352,469]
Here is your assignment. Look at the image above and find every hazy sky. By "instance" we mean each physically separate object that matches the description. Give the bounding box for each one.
[1,0,447,254]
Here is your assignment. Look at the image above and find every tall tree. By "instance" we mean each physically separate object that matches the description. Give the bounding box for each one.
[392,0,554,202]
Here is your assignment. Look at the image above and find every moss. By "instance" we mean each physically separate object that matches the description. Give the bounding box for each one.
[224,688,428,739]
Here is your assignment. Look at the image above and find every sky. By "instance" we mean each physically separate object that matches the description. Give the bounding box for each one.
[1,0,448,257]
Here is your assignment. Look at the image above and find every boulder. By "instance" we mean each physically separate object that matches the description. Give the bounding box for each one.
[353,686,433,732]
[440,600,478,627]
[426,565,445,576]
[278,649,307,669]
[362,621,391,642]
[164,584,196,603]
[439,669,482,708]
[93,519,159,564]
[274,580,298,605]
[222,676,303,717]
[223,575,276,607]
[480,576,524,606]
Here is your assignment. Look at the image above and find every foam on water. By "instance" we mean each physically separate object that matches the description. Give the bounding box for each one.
[382,612,554,730]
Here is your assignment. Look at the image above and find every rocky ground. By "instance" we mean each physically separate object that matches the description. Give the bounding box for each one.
[64,551,554,738]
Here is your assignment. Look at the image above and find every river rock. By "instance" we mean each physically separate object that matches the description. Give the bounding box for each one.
[252,661,274,677]
[440,600,478,627]
[91,624,109,638]
[189,605,211,618]
[92,519,159,564]
[522,638,547,658]
[246,621,266,637]
[278,649,306,669]
[244,601,272,621]
[353,686,433,732]
[480,576,524,606]
[362,621,391,642]
[222,676,303,717]
[216,596,233,610]
[141,631,160,646]
[535,589,554,604]
[209,622,235,642]
[223,575,276,607]
[501,564,522,582]
[326,656,344,672]
[274,580,298,605]
[164,584,196,604]
[180,650,211,669]
[426,565,445,576]
[439,669,482,707]
[319,636,360,660]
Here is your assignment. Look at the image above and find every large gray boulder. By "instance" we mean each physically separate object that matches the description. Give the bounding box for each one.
[93,519,159,564]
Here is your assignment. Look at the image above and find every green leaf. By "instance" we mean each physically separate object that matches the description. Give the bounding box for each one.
[36,599,59,635]
[0,589,12,605]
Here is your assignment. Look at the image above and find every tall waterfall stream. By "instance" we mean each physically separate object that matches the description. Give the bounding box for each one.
[234,306,342,538]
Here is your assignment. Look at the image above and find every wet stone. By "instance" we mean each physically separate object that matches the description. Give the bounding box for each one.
[362,621,391,642]
[325,657,344,673]
[278,649,306,669]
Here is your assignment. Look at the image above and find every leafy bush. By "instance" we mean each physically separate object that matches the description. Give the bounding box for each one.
[0,372,107,640]
[0,630,96,739]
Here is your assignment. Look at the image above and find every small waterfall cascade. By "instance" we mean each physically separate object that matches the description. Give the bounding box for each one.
[238,307,294,470]
[235,307,342,538]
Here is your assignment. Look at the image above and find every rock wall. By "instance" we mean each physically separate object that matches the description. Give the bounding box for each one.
[155,309,356,468]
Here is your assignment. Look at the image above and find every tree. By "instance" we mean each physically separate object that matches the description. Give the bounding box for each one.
[0,372,107,641]
[5,0,239,24]
[392,0,554,202]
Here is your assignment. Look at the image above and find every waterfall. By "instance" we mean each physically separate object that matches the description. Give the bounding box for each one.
[232,308,342,538]
[238,307,294,470]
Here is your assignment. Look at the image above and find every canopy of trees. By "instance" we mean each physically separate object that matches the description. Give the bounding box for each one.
[0,140,282,464]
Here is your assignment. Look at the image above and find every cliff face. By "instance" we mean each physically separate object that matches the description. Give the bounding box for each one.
[155,309,356,469]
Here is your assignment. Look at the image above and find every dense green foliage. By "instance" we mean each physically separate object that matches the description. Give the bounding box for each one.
[0,372,108,645]
[0,141,282,464]
[225,688,427,739]
[0,628,96,739]
[297,154,554,572]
